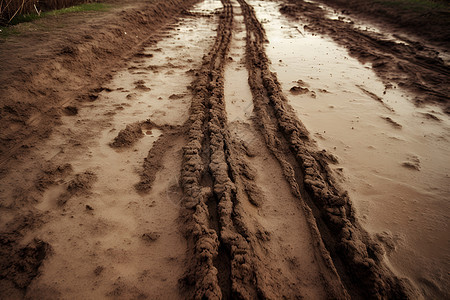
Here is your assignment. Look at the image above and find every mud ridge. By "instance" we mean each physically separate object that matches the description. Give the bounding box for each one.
[136,125,185,193]
[179,1,233,298]
[238,0,416,298]
[280,0,450,114]
[180,1,289,298]
[0,213,50,297]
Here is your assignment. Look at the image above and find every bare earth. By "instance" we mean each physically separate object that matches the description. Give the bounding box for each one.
[0,0,448,299]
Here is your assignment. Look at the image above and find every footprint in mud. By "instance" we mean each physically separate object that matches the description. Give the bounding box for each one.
[401,155,421,171]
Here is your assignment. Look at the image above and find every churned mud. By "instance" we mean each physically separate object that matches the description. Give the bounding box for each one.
[279,0,450,114]
[0,1,217,297]
[248,0,449,297]
[0,0,448,299]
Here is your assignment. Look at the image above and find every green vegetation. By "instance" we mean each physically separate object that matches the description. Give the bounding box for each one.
[0,26,19,38]
[44,2,110,16]
[1,2,110,39]
[4,2,110,26]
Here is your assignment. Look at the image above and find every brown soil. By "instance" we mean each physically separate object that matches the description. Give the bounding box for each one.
[0,0,199,297]
[280,0,450,114]
[179,0,417,298]
[0,0,198,176]
[0,0,447,298]
[318,0,450,48]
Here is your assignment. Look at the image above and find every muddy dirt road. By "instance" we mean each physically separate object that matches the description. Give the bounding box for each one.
[0,0,449,299]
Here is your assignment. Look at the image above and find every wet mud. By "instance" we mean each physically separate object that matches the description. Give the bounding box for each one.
[280,0,450,114]
[0,0,214,297]
[250,0,449,297]
[0,0,448,298]
[179,0,418,298]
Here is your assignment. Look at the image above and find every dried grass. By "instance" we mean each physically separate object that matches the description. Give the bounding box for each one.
[1,0,90,24]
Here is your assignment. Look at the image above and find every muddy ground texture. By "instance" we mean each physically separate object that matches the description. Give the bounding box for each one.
[281,0,450,114]
[0,0,448,299]
[319,0,450,48]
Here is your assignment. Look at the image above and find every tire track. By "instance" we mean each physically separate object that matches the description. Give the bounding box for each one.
[181,1,317,298]
[180,1,234,298]
[237,0,415,299]
[180,1,275,297]
[181,0,417,298]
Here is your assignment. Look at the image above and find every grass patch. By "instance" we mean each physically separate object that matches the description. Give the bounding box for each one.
[8,2,110,26]
[45,2,110,16]
[0,26,19,38]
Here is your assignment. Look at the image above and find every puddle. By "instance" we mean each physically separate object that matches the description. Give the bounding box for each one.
[102,6,217,127]
[303,0,409,45]
[304,0,450,63]
[224,1,254,124]
[189,0,223,13]
[250,0,450,297]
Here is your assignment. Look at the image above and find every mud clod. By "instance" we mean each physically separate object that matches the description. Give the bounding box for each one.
[142,232,160,242]
[58,171,97,205]
[169,93,186,99]
[134,80,151,91]
[381,116,402,129]
[0,238,51,291]
[94,266,104,276]
[401,155,421,171]
[290,86,310,95]
[110,122,147,148]
[63,106,78,116]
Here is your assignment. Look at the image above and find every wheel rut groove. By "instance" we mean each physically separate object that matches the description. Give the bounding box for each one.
[238,0,415,299]
[181,0,417,299]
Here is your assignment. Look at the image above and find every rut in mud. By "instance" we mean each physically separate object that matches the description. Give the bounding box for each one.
[179,0,415,298]
[1,0,447,298]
